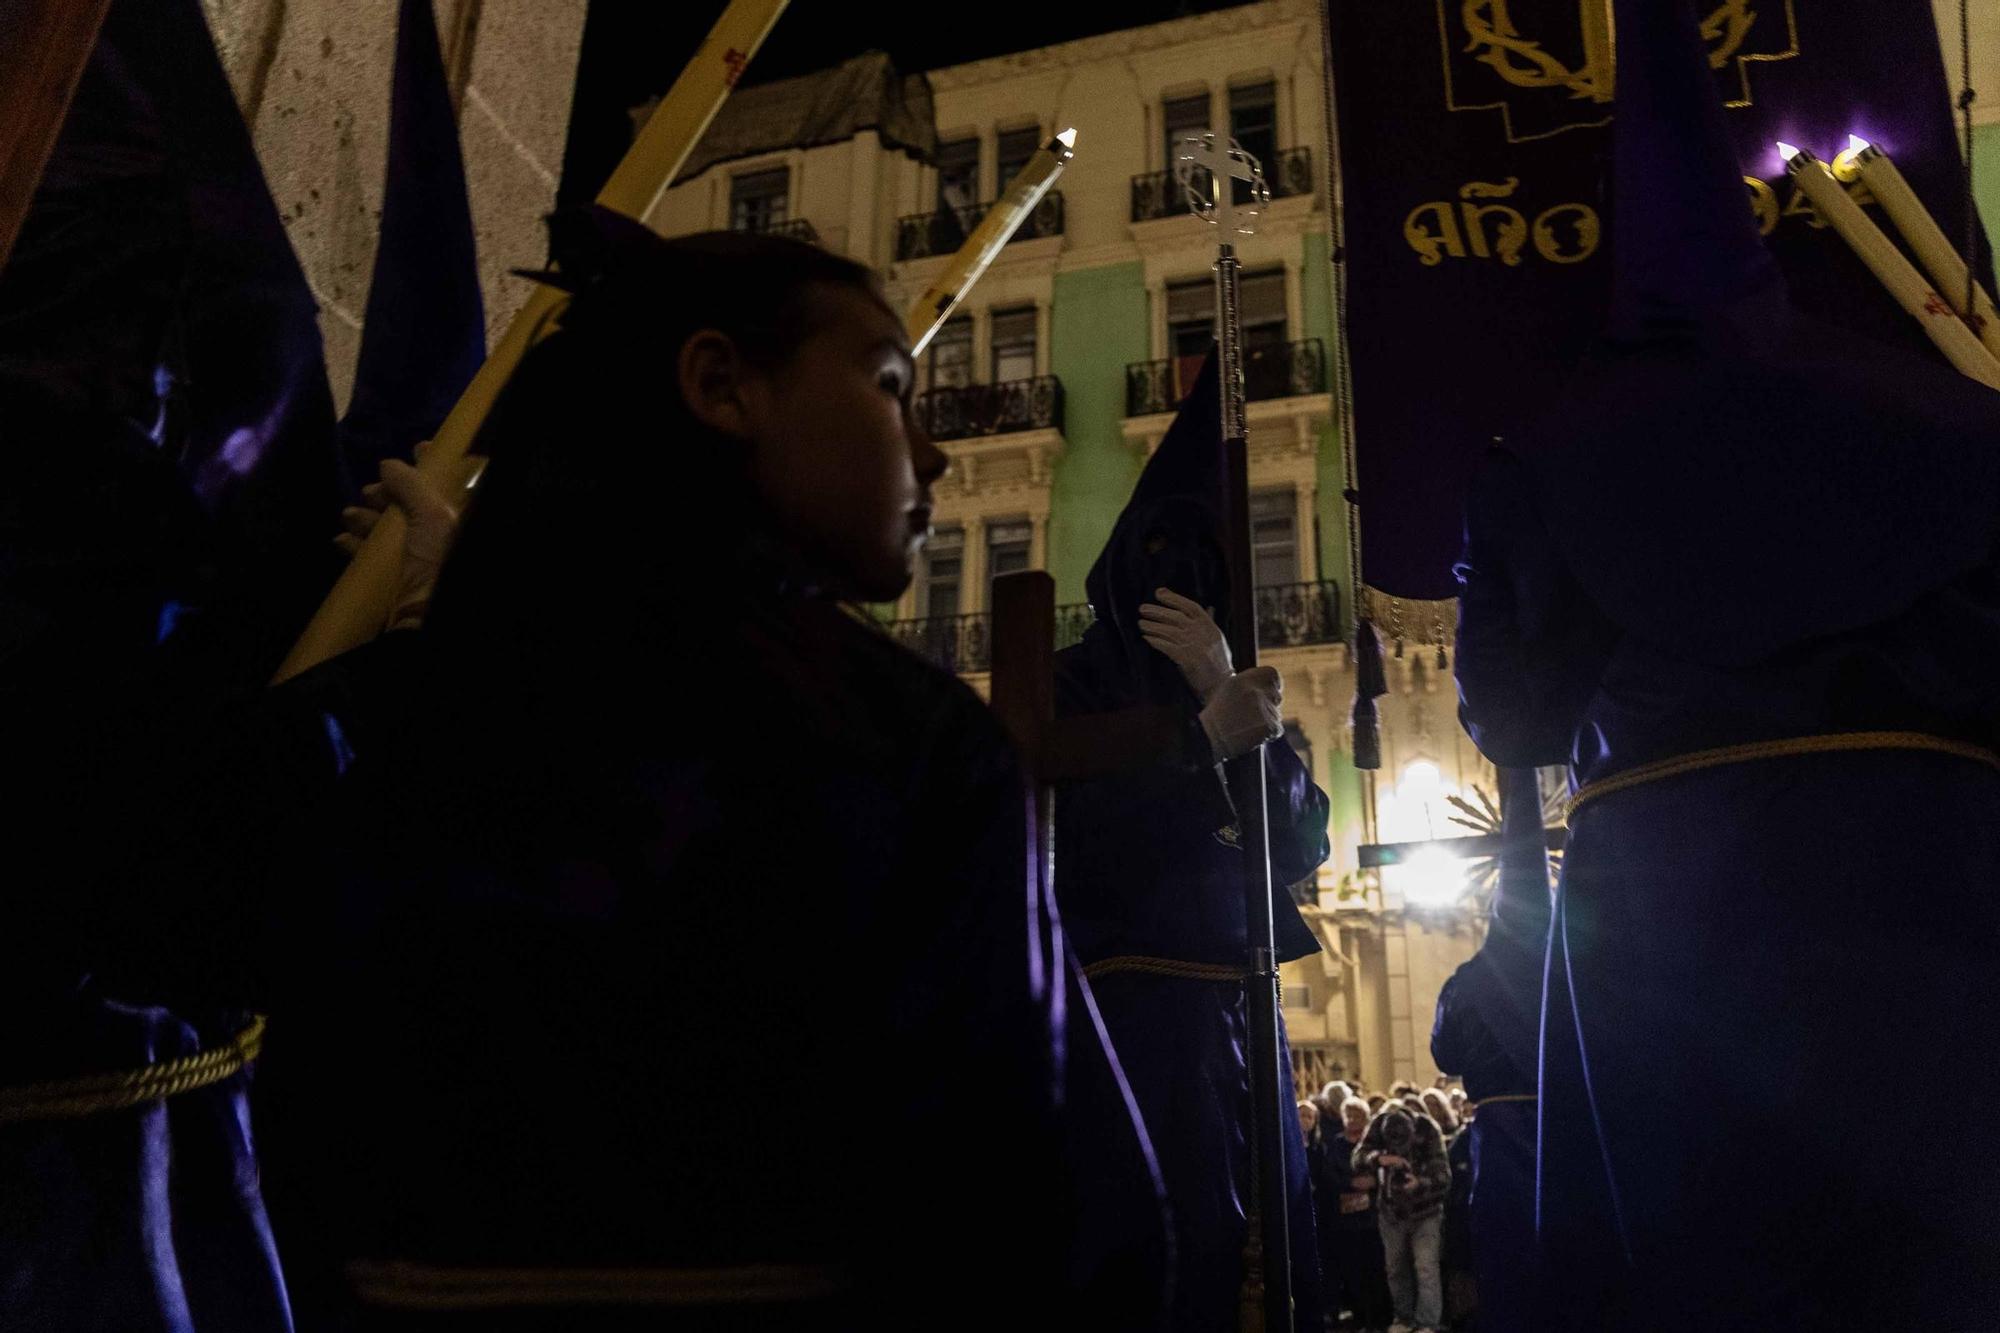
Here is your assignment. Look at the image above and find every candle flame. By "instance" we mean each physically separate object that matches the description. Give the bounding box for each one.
[1776,141,1801,162]
[1848,134,1871,152]
[1056,127,1078,149]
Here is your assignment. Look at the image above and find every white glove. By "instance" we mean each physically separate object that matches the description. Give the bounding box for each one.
[1200,665,1283,762]
[336,443,462,629]
[1139,587,1234,702]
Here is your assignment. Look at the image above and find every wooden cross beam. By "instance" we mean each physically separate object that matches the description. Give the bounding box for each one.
[1356,826,1568,870]
[987,571,1193,785]
[0,0,114,272]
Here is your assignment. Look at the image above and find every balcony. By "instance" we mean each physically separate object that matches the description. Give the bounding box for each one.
[1255,579,1343,650]
[915,375,1063,442]
[1129,146,1314,223]
[751,217,821,245]
[887,582,1340,676]
[888,602,1094,674]
[894,192,1065,262]
[1125,338,1328,418]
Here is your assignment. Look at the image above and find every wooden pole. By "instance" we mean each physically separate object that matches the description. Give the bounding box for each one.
[0,0,114,273]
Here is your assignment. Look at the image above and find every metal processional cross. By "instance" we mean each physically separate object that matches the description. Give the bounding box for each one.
[1178,132,1295,1333]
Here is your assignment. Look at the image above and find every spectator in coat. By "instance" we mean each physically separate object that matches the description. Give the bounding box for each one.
[1326,1097,1394,1332]
[1352,1104,1451,1332]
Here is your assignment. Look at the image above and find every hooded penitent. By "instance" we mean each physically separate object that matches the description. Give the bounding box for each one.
[1521,0,2000,665]
[1077,350,1233,709]
[1456,1,2000,1325]
[1053,346,1330,1332]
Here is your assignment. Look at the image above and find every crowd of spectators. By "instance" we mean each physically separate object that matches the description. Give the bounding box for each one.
[1298,1078,1476,1333]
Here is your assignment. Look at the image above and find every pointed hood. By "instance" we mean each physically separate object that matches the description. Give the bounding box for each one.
[1079,350,1228,705]
[1605,0,1782,342]
[1516,0,2000,666]
[339,0,486,476]
[0,0,342,681]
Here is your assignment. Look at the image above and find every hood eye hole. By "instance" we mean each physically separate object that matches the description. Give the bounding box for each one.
[1143,535,1169,555]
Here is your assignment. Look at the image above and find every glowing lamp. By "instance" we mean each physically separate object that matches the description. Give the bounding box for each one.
[1397,846,1467,908]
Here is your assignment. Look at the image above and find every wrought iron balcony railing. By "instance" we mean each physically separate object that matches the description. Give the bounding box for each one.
[750,217,821,245]
[914,375,1063,442]
[1129,145,1314,223]
[1254,579,1343,650]
[1125,337,1327,417]
[887,611,993,674]
[888,603,1087,674]
[894,191,1065,261]
[888,580,1341,675]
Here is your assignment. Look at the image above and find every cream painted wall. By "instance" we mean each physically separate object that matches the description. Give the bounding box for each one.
[204,0,586,411]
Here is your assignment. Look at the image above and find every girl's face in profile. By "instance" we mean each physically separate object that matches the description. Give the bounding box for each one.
[735,282,948,601]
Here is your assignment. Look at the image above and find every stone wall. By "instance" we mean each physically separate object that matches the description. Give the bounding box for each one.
[200,0,586,411]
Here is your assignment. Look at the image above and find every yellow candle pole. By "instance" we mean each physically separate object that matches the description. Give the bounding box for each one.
[1578,0,1615,104]
[1839,136,2000,364]
[905,129,1076,356]
[1779,143,2000,391]
[273,0,792,685]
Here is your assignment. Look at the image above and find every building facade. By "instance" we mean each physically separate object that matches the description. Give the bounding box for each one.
[650,0,1506,1091]
[214,0,2000,1092]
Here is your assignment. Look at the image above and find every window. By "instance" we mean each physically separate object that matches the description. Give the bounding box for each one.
[1229,81,1279,202]
[1282,984,1312,1010]
[923,526,964,618]
[1162,92,1211,170]
[729,168,788,232]
[1241,269,1287,342]
[1167,278,1215,395]
[996,126,1040,187]
[987,518,1033,591]
[935,137,980,214]
[1251,488,1298,587]
[990,306,1037,383]
[928,316,973,391]
[1240,269,1293,396]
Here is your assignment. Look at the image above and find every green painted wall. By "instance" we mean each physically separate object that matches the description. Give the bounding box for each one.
[1979,123,2000,261]
[1048,262,1151,605]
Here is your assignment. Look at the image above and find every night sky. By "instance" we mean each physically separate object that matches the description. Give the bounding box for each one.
[557,0,1256,209]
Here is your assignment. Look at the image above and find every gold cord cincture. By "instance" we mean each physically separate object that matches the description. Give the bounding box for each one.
[0,1015,266,1124]
[1565,730,2000,825]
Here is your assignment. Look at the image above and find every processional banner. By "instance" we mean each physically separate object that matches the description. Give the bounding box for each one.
[1326,0,1993,602]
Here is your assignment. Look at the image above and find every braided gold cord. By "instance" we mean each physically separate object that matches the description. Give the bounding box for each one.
[0,1015,266,1124]
[1471,1093,1537,1109]
[1083,955,1252,984]
[1564,731,2000,826]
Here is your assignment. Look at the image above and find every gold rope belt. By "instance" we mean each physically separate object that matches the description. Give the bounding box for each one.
[0,1015,266,1124]
[1564,730,2000,825]
[1081,954,1251,984]
[1471,1093,1537,1108]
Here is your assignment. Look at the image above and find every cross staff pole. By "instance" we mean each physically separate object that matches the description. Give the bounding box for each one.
[1180,132,1292,1333]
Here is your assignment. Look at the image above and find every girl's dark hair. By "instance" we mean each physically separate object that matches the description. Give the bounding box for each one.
[425,212,881,651]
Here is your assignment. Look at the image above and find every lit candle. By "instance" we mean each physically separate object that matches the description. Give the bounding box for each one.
[906,129,1076,357]
[1780,142,2000,390]
[1841,135,2000,363]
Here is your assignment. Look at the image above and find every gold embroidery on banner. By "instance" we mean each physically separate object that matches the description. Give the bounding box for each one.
[1436,0,1801,143]
[1745,176,1781,235]
[1403,180,1600,267]
[1457,178,1529,265]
